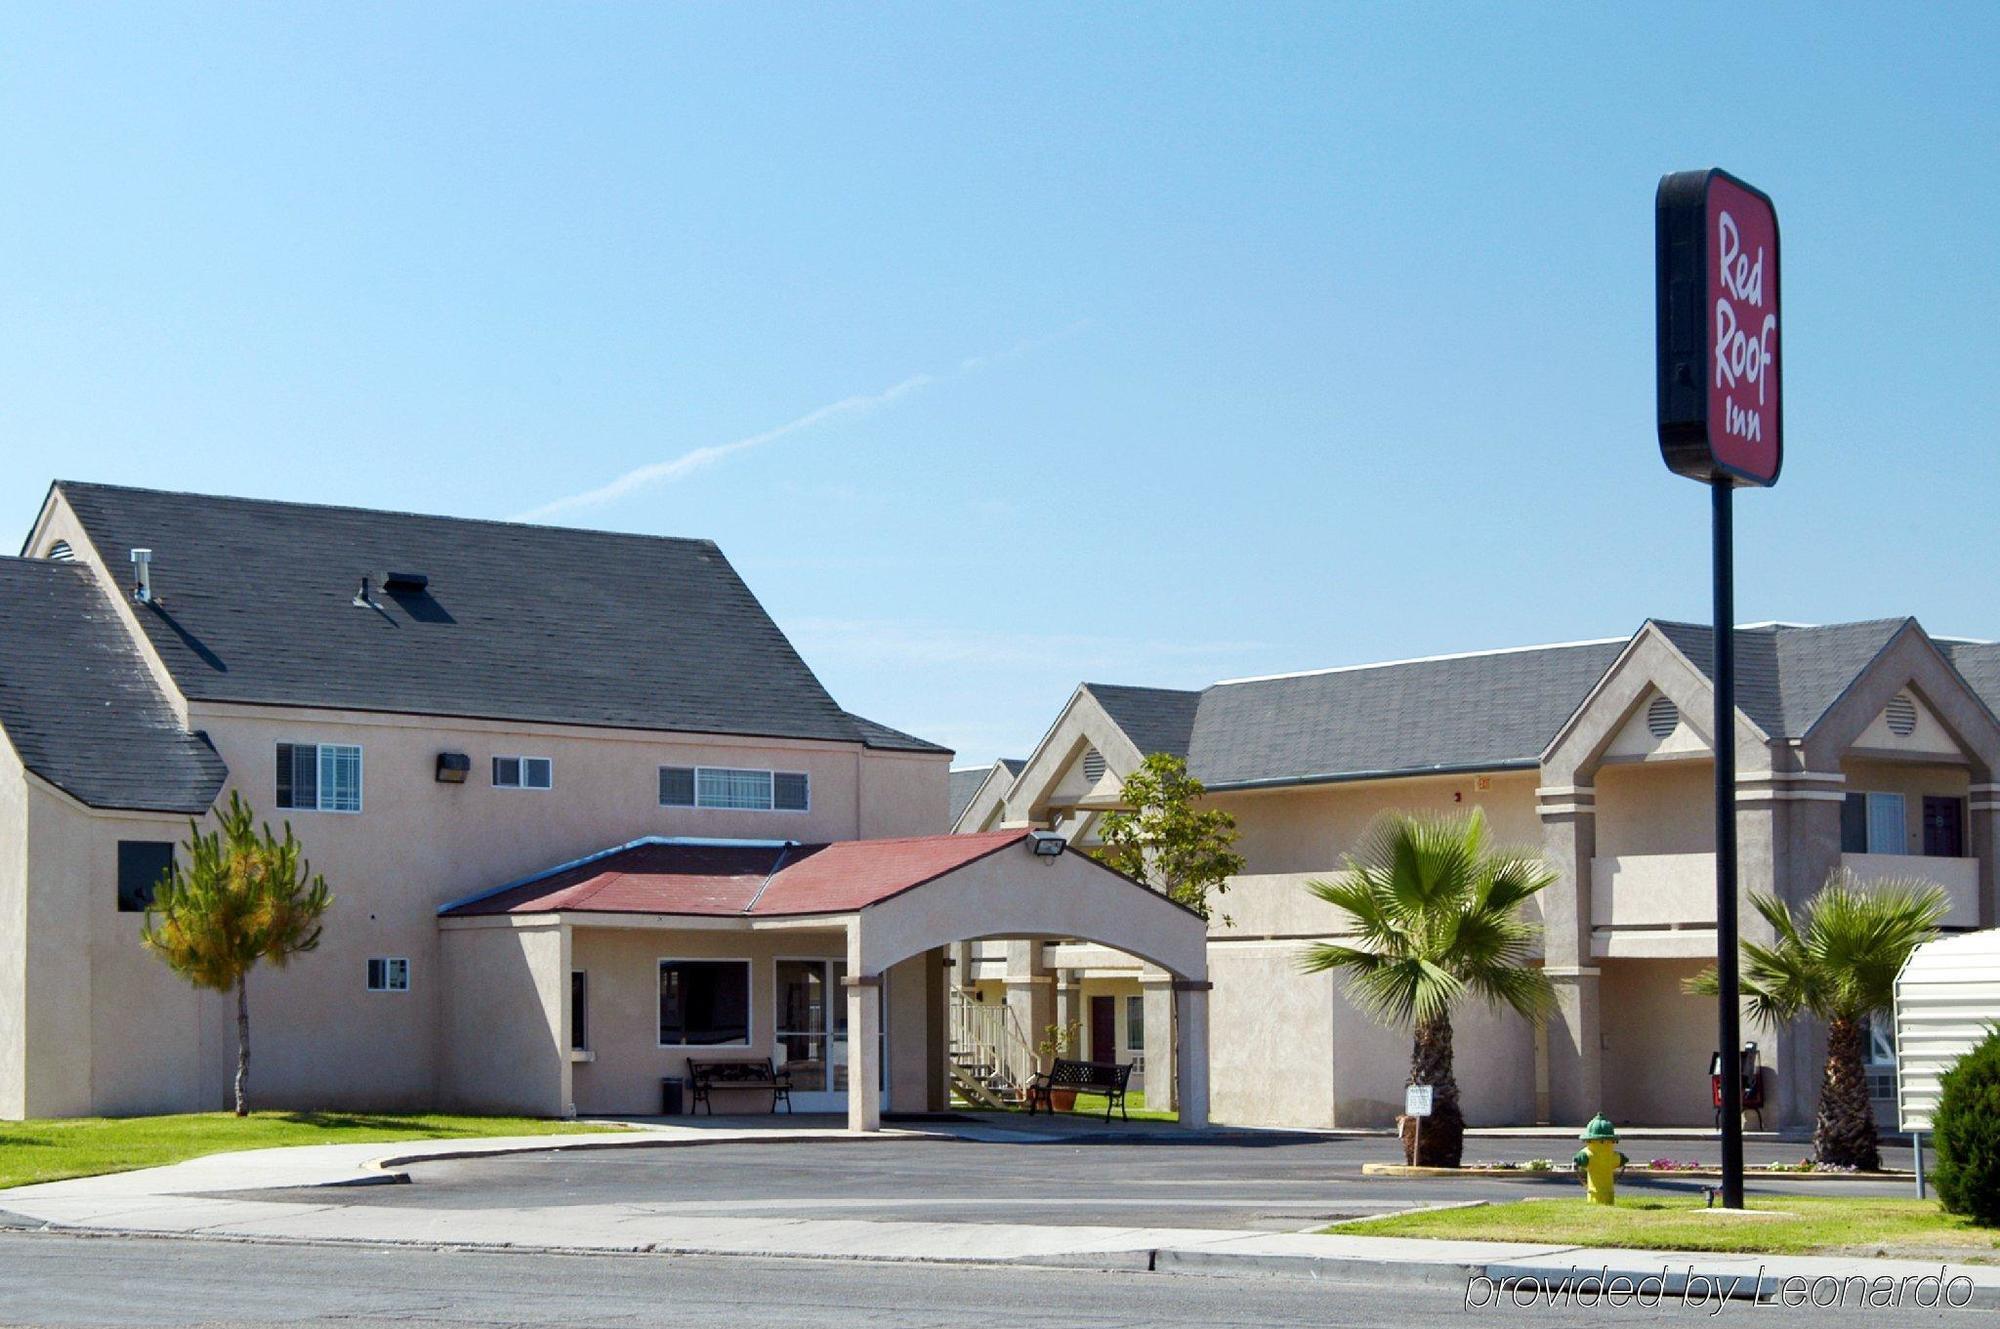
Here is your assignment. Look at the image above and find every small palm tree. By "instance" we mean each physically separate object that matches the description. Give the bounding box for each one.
[1687,871,1945,1171]
[143,793,333,1116]
[1300,811,1555,1167]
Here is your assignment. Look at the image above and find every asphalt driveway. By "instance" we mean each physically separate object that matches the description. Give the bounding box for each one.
[251,1121,1916,1232]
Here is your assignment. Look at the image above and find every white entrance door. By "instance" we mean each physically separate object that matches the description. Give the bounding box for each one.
[777,958,886,1113]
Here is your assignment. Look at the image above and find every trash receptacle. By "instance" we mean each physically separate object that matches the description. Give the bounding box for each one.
[661,1077,685,1116]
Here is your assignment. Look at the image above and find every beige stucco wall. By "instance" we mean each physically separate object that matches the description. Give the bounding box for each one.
[1213,770,1541,873]
[1598,957,1716,1127]
[1593,760,1714,858]
[1326,994,1537,1129]
[0,737,28,1118]
[12,697,943,1117]
[438,919,568,1116]
[1210,944,1336,1127]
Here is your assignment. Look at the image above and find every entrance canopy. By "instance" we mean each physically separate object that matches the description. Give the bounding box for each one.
[438,830,1211,1129]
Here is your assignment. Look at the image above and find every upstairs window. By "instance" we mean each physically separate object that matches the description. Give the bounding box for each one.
[276,743,362,813]
[117,841,176,913]
[659,766,809,812]
[493,756,553,789]
[1841,791,1907,855]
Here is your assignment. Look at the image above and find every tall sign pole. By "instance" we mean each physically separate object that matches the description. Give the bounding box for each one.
[1656,169,1782,1211]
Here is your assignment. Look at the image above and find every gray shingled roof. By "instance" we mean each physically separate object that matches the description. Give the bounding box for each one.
[1082,683,1202,759]
[1182,640,1629,787]
[0,558,228,813]
[843,711,952,754]
[1944,642,2000,720]
[51,482,944,751]
[948,757,1023,824]
[1651,618,1910,738]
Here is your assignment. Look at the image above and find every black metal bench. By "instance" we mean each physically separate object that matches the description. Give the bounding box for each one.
[1026,1057,1134,1122]
[685,1057,793,1115]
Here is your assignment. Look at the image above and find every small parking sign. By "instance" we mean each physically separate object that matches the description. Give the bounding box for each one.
[1405,1084,1433,1117]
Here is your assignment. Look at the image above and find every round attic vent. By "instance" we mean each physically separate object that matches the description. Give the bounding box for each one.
[1885,693,1918,738]
[1646,695,1680,739]
[45,540,74,562]
[1081,747,1107,784]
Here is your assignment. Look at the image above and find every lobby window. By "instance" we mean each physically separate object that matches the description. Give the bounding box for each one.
[277,742,362,813]
[493,756,553,790]
[366,957,410,992]
[1125,995,1145,1052]
[659,959,751,1046]
[658,766,808,812]
[571,971,590,1052]
[117,841,176,913]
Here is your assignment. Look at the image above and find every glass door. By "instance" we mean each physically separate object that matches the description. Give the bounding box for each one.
[777,958,886,1110]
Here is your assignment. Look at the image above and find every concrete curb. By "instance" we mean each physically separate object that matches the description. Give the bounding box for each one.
[1361,1163,1916,1182]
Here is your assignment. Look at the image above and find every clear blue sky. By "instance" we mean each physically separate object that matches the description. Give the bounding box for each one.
[4,5,1995,764]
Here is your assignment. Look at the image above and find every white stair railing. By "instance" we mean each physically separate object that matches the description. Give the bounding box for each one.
[949,989,1037,1094]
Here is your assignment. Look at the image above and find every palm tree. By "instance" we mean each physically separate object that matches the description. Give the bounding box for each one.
[1300,811,1556,1167]
[1686,870,1945,1171]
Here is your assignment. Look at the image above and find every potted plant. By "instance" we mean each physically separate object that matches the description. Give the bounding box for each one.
[1037,1021,1083,1111]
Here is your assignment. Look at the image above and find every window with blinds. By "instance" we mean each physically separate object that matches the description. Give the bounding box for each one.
[658,765,809,812]
[277,742,362,812]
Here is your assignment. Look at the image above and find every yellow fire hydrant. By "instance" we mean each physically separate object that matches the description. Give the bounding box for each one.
[1572,1114,1628,1206]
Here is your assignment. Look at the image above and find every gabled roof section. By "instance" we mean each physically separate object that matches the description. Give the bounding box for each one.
[52,481,933,748]
[0,557,228,813]
[441,830,1028,918]
[949,757,1023,825]
[1186,639,1629,787]
[1650,618,1911,738]
[1080,683,1201,759]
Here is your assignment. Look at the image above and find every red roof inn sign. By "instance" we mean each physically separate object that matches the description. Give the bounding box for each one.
[1656,169,1782,487]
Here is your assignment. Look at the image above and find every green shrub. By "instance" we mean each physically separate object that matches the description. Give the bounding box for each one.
[1932,1028,2000,1225]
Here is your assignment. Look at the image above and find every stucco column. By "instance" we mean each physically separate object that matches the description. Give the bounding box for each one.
[1738,778,1825,1132]
[1971,784,2000,929]
[845,974,883,1132]
[1537,785,1601,1124]
[1054,969,1083,1058]
[1173,980,1211,1129]
[1140,969,1177,1109]
[1004,939,1054,1078]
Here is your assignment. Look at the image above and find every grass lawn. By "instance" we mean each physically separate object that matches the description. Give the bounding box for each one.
[0,1111,614,1190]
[1063,1089,1176,1123]
[1334,1195,2000,1262]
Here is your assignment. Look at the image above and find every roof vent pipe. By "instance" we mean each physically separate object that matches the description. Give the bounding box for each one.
[130,548,153,604]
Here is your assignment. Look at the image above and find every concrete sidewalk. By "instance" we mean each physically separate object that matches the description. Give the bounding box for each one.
[2,1124,1992,1306]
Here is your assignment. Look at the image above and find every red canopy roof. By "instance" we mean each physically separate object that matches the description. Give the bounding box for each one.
[442,830,1029,919]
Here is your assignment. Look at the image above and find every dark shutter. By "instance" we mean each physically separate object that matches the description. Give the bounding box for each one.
[276,743,295,809]
[1840,793,1868,854]
[774,772,809,811]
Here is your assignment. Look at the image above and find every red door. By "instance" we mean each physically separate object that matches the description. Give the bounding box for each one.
[1090,996,1117,1063]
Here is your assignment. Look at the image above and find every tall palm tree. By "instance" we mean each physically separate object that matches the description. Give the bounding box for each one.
[1300,811,1555,1167]
[1687,871,1945,1171]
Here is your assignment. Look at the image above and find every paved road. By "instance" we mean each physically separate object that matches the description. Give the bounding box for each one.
[250,1131,1917,1232]
[0,1233,1969,1328]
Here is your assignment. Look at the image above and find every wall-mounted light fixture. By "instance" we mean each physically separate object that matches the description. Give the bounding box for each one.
[1028,831,1067,859]
[435,752,471,784]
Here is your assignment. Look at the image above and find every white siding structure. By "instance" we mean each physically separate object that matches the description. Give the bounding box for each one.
[1893,929,2000,1130]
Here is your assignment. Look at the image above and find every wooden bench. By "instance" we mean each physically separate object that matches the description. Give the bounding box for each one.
[685,1057,793,1115]
[1026,1058,1134,1122]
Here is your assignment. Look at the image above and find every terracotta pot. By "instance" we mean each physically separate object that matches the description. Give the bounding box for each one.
[1049,1088,1078,1112]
